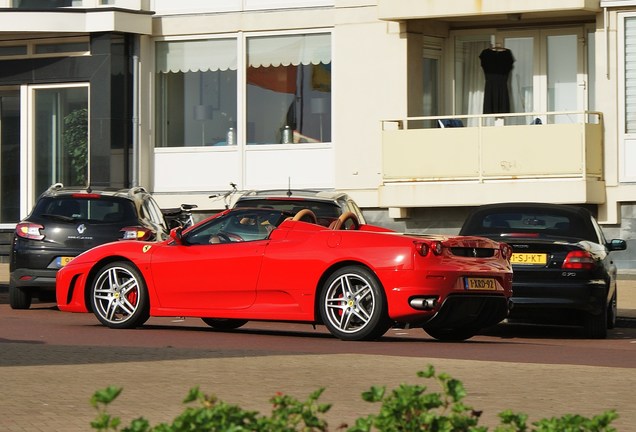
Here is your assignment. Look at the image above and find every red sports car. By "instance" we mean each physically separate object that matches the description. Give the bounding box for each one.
[56,207,513,341]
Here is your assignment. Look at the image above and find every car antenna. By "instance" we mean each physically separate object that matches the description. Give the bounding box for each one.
[287,177,292,197]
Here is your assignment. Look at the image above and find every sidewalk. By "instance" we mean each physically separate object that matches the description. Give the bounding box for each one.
[2,263,636,317]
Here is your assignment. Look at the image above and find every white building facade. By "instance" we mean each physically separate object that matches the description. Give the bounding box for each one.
[0,0,635,269]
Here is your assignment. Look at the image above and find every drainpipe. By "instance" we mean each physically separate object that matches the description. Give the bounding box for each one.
[132,34,140,187]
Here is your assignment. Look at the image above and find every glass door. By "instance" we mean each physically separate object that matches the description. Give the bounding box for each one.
[28,84,89,205]
[501,28,585,124]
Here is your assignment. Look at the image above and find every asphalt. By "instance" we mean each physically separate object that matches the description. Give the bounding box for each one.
[1,263,636,431]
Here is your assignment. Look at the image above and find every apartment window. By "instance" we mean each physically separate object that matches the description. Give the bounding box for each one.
[246,33,331,144]
[155,32,331,147]
[155,38,238,147]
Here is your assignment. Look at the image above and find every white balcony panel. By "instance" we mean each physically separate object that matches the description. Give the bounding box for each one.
[480,123,602,178]
[383,128,480,180]
[244,146,334,190]
[153,148,240,193]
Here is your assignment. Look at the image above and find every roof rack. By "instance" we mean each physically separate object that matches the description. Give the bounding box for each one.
[49,183,64,191]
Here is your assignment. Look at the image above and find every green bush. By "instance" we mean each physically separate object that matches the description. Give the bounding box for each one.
[90,365,617,432]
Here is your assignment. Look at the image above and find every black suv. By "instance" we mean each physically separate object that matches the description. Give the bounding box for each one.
[9,184,169,309]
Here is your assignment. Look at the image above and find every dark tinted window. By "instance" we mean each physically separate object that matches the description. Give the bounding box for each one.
[464,209,596,241]
[34,197,137,223]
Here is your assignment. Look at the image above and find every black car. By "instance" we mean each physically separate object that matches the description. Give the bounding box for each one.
[9,183,169,309]
[460,202,627,338]
[233,189,366,227]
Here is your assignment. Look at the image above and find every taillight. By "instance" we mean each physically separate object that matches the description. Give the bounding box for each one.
[562,250,595,270]
[15,222,45,240]
[500,243,513,260]
[120,226,152,241]
[415,240,443,257]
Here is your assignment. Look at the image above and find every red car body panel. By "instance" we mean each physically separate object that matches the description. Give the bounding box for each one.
[57,217,512,329]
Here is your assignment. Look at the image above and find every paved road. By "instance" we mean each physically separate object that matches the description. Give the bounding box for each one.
[1,298,636,431]
[1,263,636,431]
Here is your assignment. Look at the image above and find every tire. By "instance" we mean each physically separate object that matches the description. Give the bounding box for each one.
[9,286,32,310]
[584,306,608,339]
[90,261,150,329]
[607,289,617,330]
[201,318,248,330]
[424,327,478,342]
[319,266,390,341]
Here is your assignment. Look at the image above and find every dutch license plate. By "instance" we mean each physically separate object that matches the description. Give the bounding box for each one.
[464,277,497,290]
[57,256,74,267]
[511,253,547,265]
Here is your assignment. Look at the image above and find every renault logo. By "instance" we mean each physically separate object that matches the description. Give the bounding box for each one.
[77,224,86,234]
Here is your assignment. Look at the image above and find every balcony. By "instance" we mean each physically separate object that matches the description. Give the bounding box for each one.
[379,112,605,215]
[0,0,152,34]
[377,0,600,22]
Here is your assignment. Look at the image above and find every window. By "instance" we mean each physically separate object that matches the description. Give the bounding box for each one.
[155,33,331,148]
[246,33,331,144]
[155,38,238,147]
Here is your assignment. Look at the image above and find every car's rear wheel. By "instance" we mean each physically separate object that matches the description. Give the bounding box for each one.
[91,261,149,329]
[424,327,478,342]
[319,266,390,341]
[9,286,32,310]
[201,318,248,330]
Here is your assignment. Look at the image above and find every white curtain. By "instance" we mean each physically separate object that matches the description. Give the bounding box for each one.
[247,33,331,67]
[463,41,488,127]
[156,38,238,73]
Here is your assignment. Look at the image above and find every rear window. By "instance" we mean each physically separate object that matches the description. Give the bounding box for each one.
[463,209,596,241]
[234,198,341,223]
[33,196,137,224]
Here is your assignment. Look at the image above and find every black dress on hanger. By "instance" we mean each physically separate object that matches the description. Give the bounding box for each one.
[479,47,515,114]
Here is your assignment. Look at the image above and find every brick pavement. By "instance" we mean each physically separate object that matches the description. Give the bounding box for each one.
[1,263,636,431]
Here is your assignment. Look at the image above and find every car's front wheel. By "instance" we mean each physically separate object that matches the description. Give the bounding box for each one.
[201,318,248,330]
[91,261,150,329]
[319,266,390,341]
[9,285,32,310]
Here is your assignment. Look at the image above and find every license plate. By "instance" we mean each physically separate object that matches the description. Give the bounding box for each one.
[464,277,497,290]
[511,253,547,265]
[57,256,74,267]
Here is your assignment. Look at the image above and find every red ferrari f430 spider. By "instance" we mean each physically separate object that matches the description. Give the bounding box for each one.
[56,207,513,341]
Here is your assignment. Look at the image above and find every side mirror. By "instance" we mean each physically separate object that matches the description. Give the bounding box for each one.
[169,227,183,244]
[608,239,627,252]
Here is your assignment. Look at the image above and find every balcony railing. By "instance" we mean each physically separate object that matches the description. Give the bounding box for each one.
[379,111,605,210]
[382,111,603,182]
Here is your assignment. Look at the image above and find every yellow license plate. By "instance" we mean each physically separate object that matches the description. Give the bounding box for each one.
[59,256,74,267]
[464,277,497,290]
[511,253,547,265]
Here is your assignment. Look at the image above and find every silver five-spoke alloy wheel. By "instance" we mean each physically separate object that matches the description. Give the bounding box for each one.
[91,261,149,329]
[319,265,390,341]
